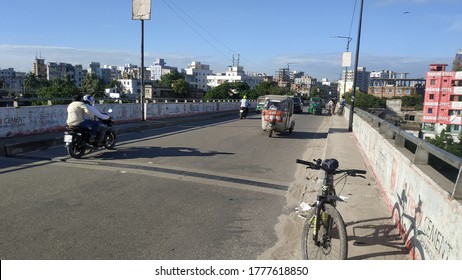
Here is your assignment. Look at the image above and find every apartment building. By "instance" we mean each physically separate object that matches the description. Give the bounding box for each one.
[421,63,462,140]
[0,68,26,95]
[47,62,84,88]
[368,71,425,99]
[149,58,177,81]
[207,65,264,89]
[183,61,212,92]
[337,66,369,95]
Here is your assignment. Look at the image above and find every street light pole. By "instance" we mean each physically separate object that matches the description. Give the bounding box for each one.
[141,19,145,121]
[348,0,364,132]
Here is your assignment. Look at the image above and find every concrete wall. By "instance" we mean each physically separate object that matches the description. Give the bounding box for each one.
[345,107,462,259]
[0,100,247,138]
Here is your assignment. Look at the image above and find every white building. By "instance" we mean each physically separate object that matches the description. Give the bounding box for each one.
[338,66,370,95]
[183,61,213,91]
[118,78,140,97]
[149,58,178,81]
[207,65,264,89]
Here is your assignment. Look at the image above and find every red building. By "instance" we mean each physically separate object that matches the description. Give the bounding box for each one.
[422,64,462,139]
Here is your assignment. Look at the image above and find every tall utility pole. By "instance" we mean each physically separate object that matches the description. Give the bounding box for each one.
[132,0,151,121]
[349,0,364,132]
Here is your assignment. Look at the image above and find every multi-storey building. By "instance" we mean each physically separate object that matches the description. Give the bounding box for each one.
[149,58,177,81]
[207,65,264,89]
[293,75,316,96]
[183,61,212,92]
[337,66,369,95]
[32,57,47,79]
[368,71,425,99]
[421,63,462,140]
[47,62,84,88]
[0,68,26,95]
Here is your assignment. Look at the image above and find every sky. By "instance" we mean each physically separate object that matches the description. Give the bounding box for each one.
[0,0,461,82]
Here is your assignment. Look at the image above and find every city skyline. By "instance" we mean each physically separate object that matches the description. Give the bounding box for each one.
[1,0,461,81]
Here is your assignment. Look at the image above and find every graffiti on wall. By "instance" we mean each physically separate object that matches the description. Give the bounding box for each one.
[0,116,26,128]
[393,182,453,259]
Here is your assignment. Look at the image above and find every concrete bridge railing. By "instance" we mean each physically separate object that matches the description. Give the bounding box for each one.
[344,106,462,260]
[0,99,254,138]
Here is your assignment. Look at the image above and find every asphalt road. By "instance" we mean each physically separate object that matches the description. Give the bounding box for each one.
[0,112,328,259]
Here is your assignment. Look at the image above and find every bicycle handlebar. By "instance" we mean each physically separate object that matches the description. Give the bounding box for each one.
[296,159,367,176]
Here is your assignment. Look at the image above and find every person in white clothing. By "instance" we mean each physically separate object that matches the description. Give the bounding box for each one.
[82,94,110,146]
[240,95,250,116]
[66,94,95,129]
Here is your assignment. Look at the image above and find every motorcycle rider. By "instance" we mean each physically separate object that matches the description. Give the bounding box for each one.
[240,95,250,117]
[82,94,110,147]
[66,94,97,138]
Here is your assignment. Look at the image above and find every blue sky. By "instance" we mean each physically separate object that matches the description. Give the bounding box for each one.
[0,0,461,81]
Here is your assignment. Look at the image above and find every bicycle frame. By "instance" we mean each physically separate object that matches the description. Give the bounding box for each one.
[312,171,345,243]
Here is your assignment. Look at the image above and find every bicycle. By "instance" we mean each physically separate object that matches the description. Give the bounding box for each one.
[296,158,366,260]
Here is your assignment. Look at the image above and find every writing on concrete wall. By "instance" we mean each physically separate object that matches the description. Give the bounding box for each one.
[0,116,26,127]
[349,105,462,260]
[421,216,453,260]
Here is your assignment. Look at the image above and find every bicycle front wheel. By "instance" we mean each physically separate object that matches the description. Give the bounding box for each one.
[301,204,348,260]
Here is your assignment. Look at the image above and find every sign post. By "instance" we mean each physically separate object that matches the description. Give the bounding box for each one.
[132,0,152,121]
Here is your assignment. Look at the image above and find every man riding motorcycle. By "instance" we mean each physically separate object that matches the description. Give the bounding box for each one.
[66,94,96,138]
[82,94,110,147]
[240,95,250,118]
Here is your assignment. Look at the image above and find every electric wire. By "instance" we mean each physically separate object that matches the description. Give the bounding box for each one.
[161,0,231,63]
[161,0,266,72]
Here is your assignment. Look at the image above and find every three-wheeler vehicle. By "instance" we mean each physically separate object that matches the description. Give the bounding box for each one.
[261,95,295,137]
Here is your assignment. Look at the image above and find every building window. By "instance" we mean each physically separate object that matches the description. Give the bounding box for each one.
[430,79,436,85]
[430,94,434,100]
[428,108,433,114]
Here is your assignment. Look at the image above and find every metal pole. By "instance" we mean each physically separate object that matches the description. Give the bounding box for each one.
[140,19,145,121]
[348,0,364,132]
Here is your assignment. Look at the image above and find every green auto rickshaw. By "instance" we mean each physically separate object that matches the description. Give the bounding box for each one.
[307,97,323,115]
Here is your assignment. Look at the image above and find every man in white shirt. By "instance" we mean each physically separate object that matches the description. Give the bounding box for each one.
[82,95,110,146]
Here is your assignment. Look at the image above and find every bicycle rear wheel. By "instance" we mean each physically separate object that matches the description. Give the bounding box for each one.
[301,204,348,260]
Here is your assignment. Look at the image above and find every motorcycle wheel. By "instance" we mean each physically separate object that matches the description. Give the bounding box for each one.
[103,131,117,149]
[268,129,273,137]
[67,141,86,159]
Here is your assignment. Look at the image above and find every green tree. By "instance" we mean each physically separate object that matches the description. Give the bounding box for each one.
[108,80,123,93]
[36,78,79,105]
[203,82,233,99]
[428,129,462,157]
[81,73,105,98]
[393,95,424,110]
[23,73,49,97]
[344,91,386,110]
[172,79,191,98]
[157,70,184,87]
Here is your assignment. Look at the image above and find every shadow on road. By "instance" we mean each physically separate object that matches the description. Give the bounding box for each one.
[88,146,234,160]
